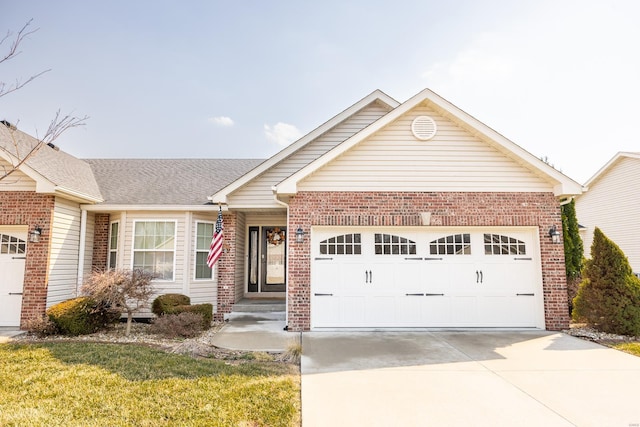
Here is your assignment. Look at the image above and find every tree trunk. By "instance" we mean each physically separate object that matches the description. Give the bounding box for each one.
[125,311,133,336]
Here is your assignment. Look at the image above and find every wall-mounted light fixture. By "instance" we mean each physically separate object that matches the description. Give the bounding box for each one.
[29,226,42,243]
[548,225,561,244]
[295,226,306,244]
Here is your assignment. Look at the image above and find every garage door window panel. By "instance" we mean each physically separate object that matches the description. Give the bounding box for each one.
[429,234,471,255]
[319,234,361,255]
[374,233,416,255]
[0,234,26,254]
[484,234,526,255]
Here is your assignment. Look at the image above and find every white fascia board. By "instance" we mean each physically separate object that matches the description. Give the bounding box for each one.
[583,151,640,188]
[209,90,399,204]
[54,186,104,204]
[82,204,227,212]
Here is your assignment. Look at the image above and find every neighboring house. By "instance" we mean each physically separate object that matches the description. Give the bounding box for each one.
[575,152,640,275]
[1,88,583,331]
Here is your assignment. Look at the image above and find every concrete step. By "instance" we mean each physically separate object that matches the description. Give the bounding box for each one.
[232,299,285,313]
[225,311,286,322]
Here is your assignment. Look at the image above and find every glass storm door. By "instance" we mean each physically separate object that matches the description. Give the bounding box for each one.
[247,226,286,293]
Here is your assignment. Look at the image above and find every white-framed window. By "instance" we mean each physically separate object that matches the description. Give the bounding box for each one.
[108,221,119,269]
[132,221,176,280]
[194,221,214,280]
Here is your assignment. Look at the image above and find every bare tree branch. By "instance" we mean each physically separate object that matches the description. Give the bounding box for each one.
[0,19,51,98]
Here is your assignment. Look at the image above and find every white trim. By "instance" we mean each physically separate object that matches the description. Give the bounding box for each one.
[108,220,120,269]
[193,220,215,281]
[276,88,583,198]
[82,204,227,212]
[131,219,177,282]
[583,151,640,189]
[182,212,192,294]
[77,209,87,292]
[209,90,399,204]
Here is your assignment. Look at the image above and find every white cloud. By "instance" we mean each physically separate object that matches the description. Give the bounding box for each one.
[208,116,234,126]
[264,122,303,147]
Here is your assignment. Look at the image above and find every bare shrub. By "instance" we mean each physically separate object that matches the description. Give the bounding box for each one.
[23,315,58,337]
[149,313,205,338]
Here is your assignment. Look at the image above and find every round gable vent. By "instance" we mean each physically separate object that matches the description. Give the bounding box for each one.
[411,115,437,140]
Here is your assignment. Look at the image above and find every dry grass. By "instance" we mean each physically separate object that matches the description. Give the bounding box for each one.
[0,342,300,426]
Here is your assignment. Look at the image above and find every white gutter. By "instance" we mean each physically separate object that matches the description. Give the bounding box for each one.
[82,204,228,212]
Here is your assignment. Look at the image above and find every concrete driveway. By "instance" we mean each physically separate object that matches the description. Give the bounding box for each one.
[301,331,640,427]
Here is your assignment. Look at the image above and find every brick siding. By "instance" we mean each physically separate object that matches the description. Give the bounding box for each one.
[287,191,569,331]
[0,191,55,328]
[92,213,110,272]
[215,212,237,321]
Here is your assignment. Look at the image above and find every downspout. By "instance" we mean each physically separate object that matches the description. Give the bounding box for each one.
[77,207,88,296]
[272,186,291,331]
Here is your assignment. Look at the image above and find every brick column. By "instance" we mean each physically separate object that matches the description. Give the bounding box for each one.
[215,212,237,321]
[92,213,110,272]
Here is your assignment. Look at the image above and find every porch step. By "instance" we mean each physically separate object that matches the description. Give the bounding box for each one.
[225,298,286,322]
[232,298,285,313]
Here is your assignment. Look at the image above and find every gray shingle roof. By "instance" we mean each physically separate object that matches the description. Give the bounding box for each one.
[84,158,264,205]
[0,123,103,201]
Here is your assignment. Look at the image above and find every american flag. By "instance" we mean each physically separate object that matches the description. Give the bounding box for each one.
[207,206,224,268]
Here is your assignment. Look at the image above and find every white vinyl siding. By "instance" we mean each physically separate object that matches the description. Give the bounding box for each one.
[298,104,553,193]
[228,101,391,207]
[82,212,95,281]
[576,156,640,273]
[190,213,218,306]
[0,159,36,191]
[194,221,214,280]
[132,220,176,280]
[47,198,82,307]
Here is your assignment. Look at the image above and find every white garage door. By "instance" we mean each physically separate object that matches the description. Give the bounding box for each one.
[311,227,544,329]
[0,228,27,327]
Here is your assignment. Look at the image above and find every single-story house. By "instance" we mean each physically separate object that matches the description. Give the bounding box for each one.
[575,152,640,275]
[1,88,582,331]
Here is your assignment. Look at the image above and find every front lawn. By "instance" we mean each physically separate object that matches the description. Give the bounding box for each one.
[612,342,640,357]
[0,342,299,426]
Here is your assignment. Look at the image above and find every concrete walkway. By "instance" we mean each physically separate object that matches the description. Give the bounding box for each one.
[301,331,640,427]
[209,312,295,352]
[0,328,24,343]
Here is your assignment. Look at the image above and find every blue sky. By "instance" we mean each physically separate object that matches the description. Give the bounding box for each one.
[2,0,639,183]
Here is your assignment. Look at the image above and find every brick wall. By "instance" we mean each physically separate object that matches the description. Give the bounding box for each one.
[215,212,237,321]
[92,213,110,271]
[0,191,55,328]
[287,191,568,331]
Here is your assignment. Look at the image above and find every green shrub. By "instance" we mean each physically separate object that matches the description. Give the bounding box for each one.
[171,304,213,329]
[46,297,119,336]
[149,312,205,338]
[573,228,640,336]
[151,294,191,316]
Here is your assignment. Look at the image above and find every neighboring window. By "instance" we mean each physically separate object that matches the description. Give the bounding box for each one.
[430,234,471,255]
[195,222,214,280]
[484,233,526,255]
[319,234,361,255]
[0,234,26,254]
[375,233,417,255]
[108,221,119,269]
[133,221,176,280]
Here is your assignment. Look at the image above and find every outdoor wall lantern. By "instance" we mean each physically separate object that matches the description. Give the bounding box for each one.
[29,226,42,243]
[548,225,561,244]
[295,226,306,244]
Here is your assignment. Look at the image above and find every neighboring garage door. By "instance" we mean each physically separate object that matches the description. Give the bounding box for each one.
[0,228,27,327]
[311,227,544,329]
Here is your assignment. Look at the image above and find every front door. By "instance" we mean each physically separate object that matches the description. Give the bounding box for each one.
[247,226,286,293]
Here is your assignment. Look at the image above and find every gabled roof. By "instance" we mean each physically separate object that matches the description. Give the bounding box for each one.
[85,159,262,206]
[209,89,399,204]
[276,88,583,198]
[0,123,103,202]
[583,152,640,189]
